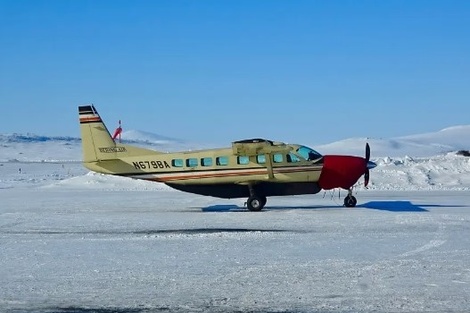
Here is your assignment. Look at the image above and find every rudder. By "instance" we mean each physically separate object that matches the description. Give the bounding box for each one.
[79,104,117,162]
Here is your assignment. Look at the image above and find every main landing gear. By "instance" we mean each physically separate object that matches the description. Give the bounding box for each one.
[343,189,357,207]
[246,195,267,211]
[246,185,267,211]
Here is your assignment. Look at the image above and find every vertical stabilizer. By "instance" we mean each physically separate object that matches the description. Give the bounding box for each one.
[79,105,117,162]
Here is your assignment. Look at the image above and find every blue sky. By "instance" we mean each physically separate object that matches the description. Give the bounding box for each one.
[0,0,469,146]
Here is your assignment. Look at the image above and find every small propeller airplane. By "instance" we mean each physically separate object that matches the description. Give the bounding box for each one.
[79,105,377,211]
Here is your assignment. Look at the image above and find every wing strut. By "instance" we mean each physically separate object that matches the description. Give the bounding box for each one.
[265,153,275,179]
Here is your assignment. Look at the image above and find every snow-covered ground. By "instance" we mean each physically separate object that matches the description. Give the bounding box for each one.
[1,126,470,312]
[2,187,470,312]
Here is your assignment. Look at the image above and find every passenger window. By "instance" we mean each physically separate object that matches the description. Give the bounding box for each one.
[216,156,229,166]
[287,153,300,163]
[201,157,213,166]
[237,156,249,165]
[172,159,183,167]
[273,154,283,163]
[256,154,266,164]
[186,158,198,167]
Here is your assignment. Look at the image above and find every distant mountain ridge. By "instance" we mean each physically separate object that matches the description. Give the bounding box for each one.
[0,130,208,163]
[0,131,186,147]
[0,133,80,143]
[0,131,181,145]
[1,125,470,159]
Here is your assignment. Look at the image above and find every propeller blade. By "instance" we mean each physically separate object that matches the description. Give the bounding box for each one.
[365,143,371,187]
[365,143,370,162]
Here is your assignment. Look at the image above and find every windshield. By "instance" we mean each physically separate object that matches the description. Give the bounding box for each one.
[296,146,322,161]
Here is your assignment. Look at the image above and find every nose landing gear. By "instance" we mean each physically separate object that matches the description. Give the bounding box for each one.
[344,189,357,207]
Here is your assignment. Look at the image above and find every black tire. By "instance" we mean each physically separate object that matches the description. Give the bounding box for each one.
[344,195,357,207]
[247,195,265,211]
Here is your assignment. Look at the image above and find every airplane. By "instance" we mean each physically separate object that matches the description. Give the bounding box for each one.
[79,104,377,211]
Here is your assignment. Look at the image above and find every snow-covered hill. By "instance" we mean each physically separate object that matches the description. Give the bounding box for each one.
[121,130,183,144]
[1,126,469,191]
[316,125,470,158]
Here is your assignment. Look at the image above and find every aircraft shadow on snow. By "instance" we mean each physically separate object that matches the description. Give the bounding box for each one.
[200,204,339,212]
[360,201,465,212]
[201,202,466,213]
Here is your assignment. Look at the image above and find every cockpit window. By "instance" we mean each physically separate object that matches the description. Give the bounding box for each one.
[296,146,322,161]
[287,153,300,163]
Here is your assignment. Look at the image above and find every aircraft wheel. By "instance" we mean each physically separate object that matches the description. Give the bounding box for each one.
[247,195,265,211]
[344,195,357,207]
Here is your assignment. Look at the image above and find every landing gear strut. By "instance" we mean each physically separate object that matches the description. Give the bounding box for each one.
[246,185,267,211]
[344,189,357,207]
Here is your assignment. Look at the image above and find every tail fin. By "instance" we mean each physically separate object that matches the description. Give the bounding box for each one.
[79,105,117,162]
[79,104,163,164]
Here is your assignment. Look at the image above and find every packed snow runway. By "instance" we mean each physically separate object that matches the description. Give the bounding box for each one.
[2,184,470,312]
[1,130,470,312]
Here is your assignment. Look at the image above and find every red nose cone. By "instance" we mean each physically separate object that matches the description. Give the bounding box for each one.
[318,155,367,190]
